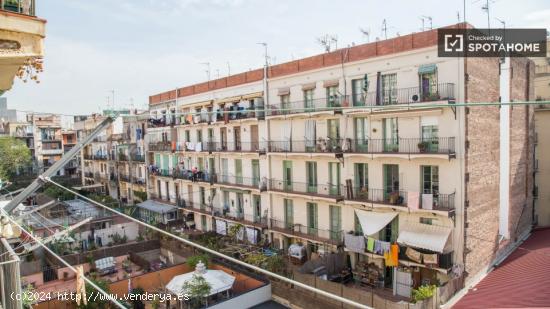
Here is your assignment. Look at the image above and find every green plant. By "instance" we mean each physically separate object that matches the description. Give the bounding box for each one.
[75,278,111,309]
[411,284,437,303]
[21,284,36,309]
[186,254,210,269]
[228,223,243,241]
[182,274,212,307]
[417,141,430,152]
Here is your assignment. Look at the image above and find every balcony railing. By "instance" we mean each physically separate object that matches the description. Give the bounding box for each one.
[352,83,455,107]
[0,0,36,16]
[266,96,346,116]
[215,174,264,190]
[119,174,131,182]
[267,137,455,155]
[203,141,266,153]
[91,154,108,161]
[347,187,455,211]
[269,179,344,200]
[117,153,129,161]
[131,153,146,162]
[84,172,94,178]
[270,218,343,245]
[267,139,346,153]
[349,137,455,155]
[149,141,172,152]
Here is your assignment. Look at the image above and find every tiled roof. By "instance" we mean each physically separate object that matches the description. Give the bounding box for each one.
[453,228,550,308]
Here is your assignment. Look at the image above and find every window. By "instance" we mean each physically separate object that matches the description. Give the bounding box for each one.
[234,159,243,184]
[421,119,439,152]
[383,164,400,200]
[352,78,365,106]
[381,73,397,104]
[421,165,439,209]
[329,205,341,240]
[306,161,317,193]
[383,118,399,151]
[354,117,369,151]
[201,215,207,231]
[185,130,190,143]
[304,89,314,109]
[197,130,203,143]
[419,64,438,100]
[281,94,290,114]
[307,202,318,235]
[284,199,293,228]
[354,163,368,190]
[328,162,341,195]
[326,86,339,107]
[283,160,292,191]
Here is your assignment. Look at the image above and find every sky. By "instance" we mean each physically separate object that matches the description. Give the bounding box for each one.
[4,0,550,115]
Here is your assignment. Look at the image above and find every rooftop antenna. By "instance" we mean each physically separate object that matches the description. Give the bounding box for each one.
[481,0,491,29]
[330,35,338,50]
[422,15,433,30]
[317,34,332,52]
[216,69,220,79]
[381,19,388,40]
[457,11,460,23]
[419,16,425,31]
[200,62,210,81]
[227,62,231,76]
[359,28,370,42]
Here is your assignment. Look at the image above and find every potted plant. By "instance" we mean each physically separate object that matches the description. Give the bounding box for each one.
[4,0,20,13]
[418,141,429,152]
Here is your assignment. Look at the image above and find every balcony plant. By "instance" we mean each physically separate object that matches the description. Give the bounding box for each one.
[411,284,437,303]
[417,141,429,152]
[3,0,20,13]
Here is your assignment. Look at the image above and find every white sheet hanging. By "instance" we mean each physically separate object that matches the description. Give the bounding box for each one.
[215,220,227,235]
[422,193,433,210]
[246,227,258,244]
[305,120,316,148]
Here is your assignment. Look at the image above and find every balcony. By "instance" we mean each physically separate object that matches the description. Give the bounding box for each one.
[212,208,268,228]
[203,141,266,153]
[119,174,131,183]
[351,83,455,107]
[148,141,172,152]
[131,153,146,162]
[1,0,36,16]
[0,0,44,93]
[348,137,455,156]
[40,148,63,155]
[270,218,343,245]
[346,187,455,213]
[266,96,345,117]
[172,198,213,216]
[267,137,455,157]
[92,154,108,161]
[215,174,264,190]
[268,179,344,201]
[84,172,94,178]
[117,153,129,161]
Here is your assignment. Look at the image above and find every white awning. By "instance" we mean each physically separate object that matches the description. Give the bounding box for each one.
[354,209,398,236]
[397,223,452,253]
[166,269,235,296]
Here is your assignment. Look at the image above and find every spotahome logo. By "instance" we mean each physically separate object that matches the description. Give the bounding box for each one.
[438,28,547,57]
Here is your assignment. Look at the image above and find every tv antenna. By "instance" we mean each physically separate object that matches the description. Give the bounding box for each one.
[359,28,370,42]
[420,15,433,30]
[381,19,388,40]
[200,62,210,81]
[317,34,338,52]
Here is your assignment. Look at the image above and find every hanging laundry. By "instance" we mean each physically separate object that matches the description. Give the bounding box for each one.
[195,142,202,152]
[390,244,399,265]
[367,237,375,252]
[374,239,382,254]
[407,191,420,210]
[406,247,422,263]
[422,193,434,210]
[423,253,438,265]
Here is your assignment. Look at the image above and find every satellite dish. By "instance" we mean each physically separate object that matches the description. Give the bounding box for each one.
[412,95,419,102]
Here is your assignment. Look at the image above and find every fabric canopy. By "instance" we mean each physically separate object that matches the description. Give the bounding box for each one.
[397,223,452,253]
[354,209,398,236]
[166,269,235,297]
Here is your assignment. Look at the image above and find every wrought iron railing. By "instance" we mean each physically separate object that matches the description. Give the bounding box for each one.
[270,218,343,245]
[269,179,344,199]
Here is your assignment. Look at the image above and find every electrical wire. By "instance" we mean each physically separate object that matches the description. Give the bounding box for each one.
[43,176,372,309]
[0,208,127,309]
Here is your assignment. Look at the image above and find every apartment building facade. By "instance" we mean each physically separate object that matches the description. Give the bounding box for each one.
[27,113,66,174]
[147,24,535,299]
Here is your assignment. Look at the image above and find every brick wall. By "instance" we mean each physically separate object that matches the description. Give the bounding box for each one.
[464,57,501,279]
[508,58,535,240]
[464,57,535,281]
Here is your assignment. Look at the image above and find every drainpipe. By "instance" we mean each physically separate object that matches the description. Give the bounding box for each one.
[499,57,511,240]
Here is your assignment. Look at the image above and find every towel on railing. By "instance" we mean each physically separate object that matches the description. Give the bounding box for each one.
[407,191,420,210]
[422,193,433,210]
[246,227,258,244]
[195,142,202,152]
[344,234,365,253]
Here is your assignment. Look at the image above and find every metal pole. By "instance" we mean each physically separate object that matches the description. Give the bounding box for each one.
[3,116,115,213]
